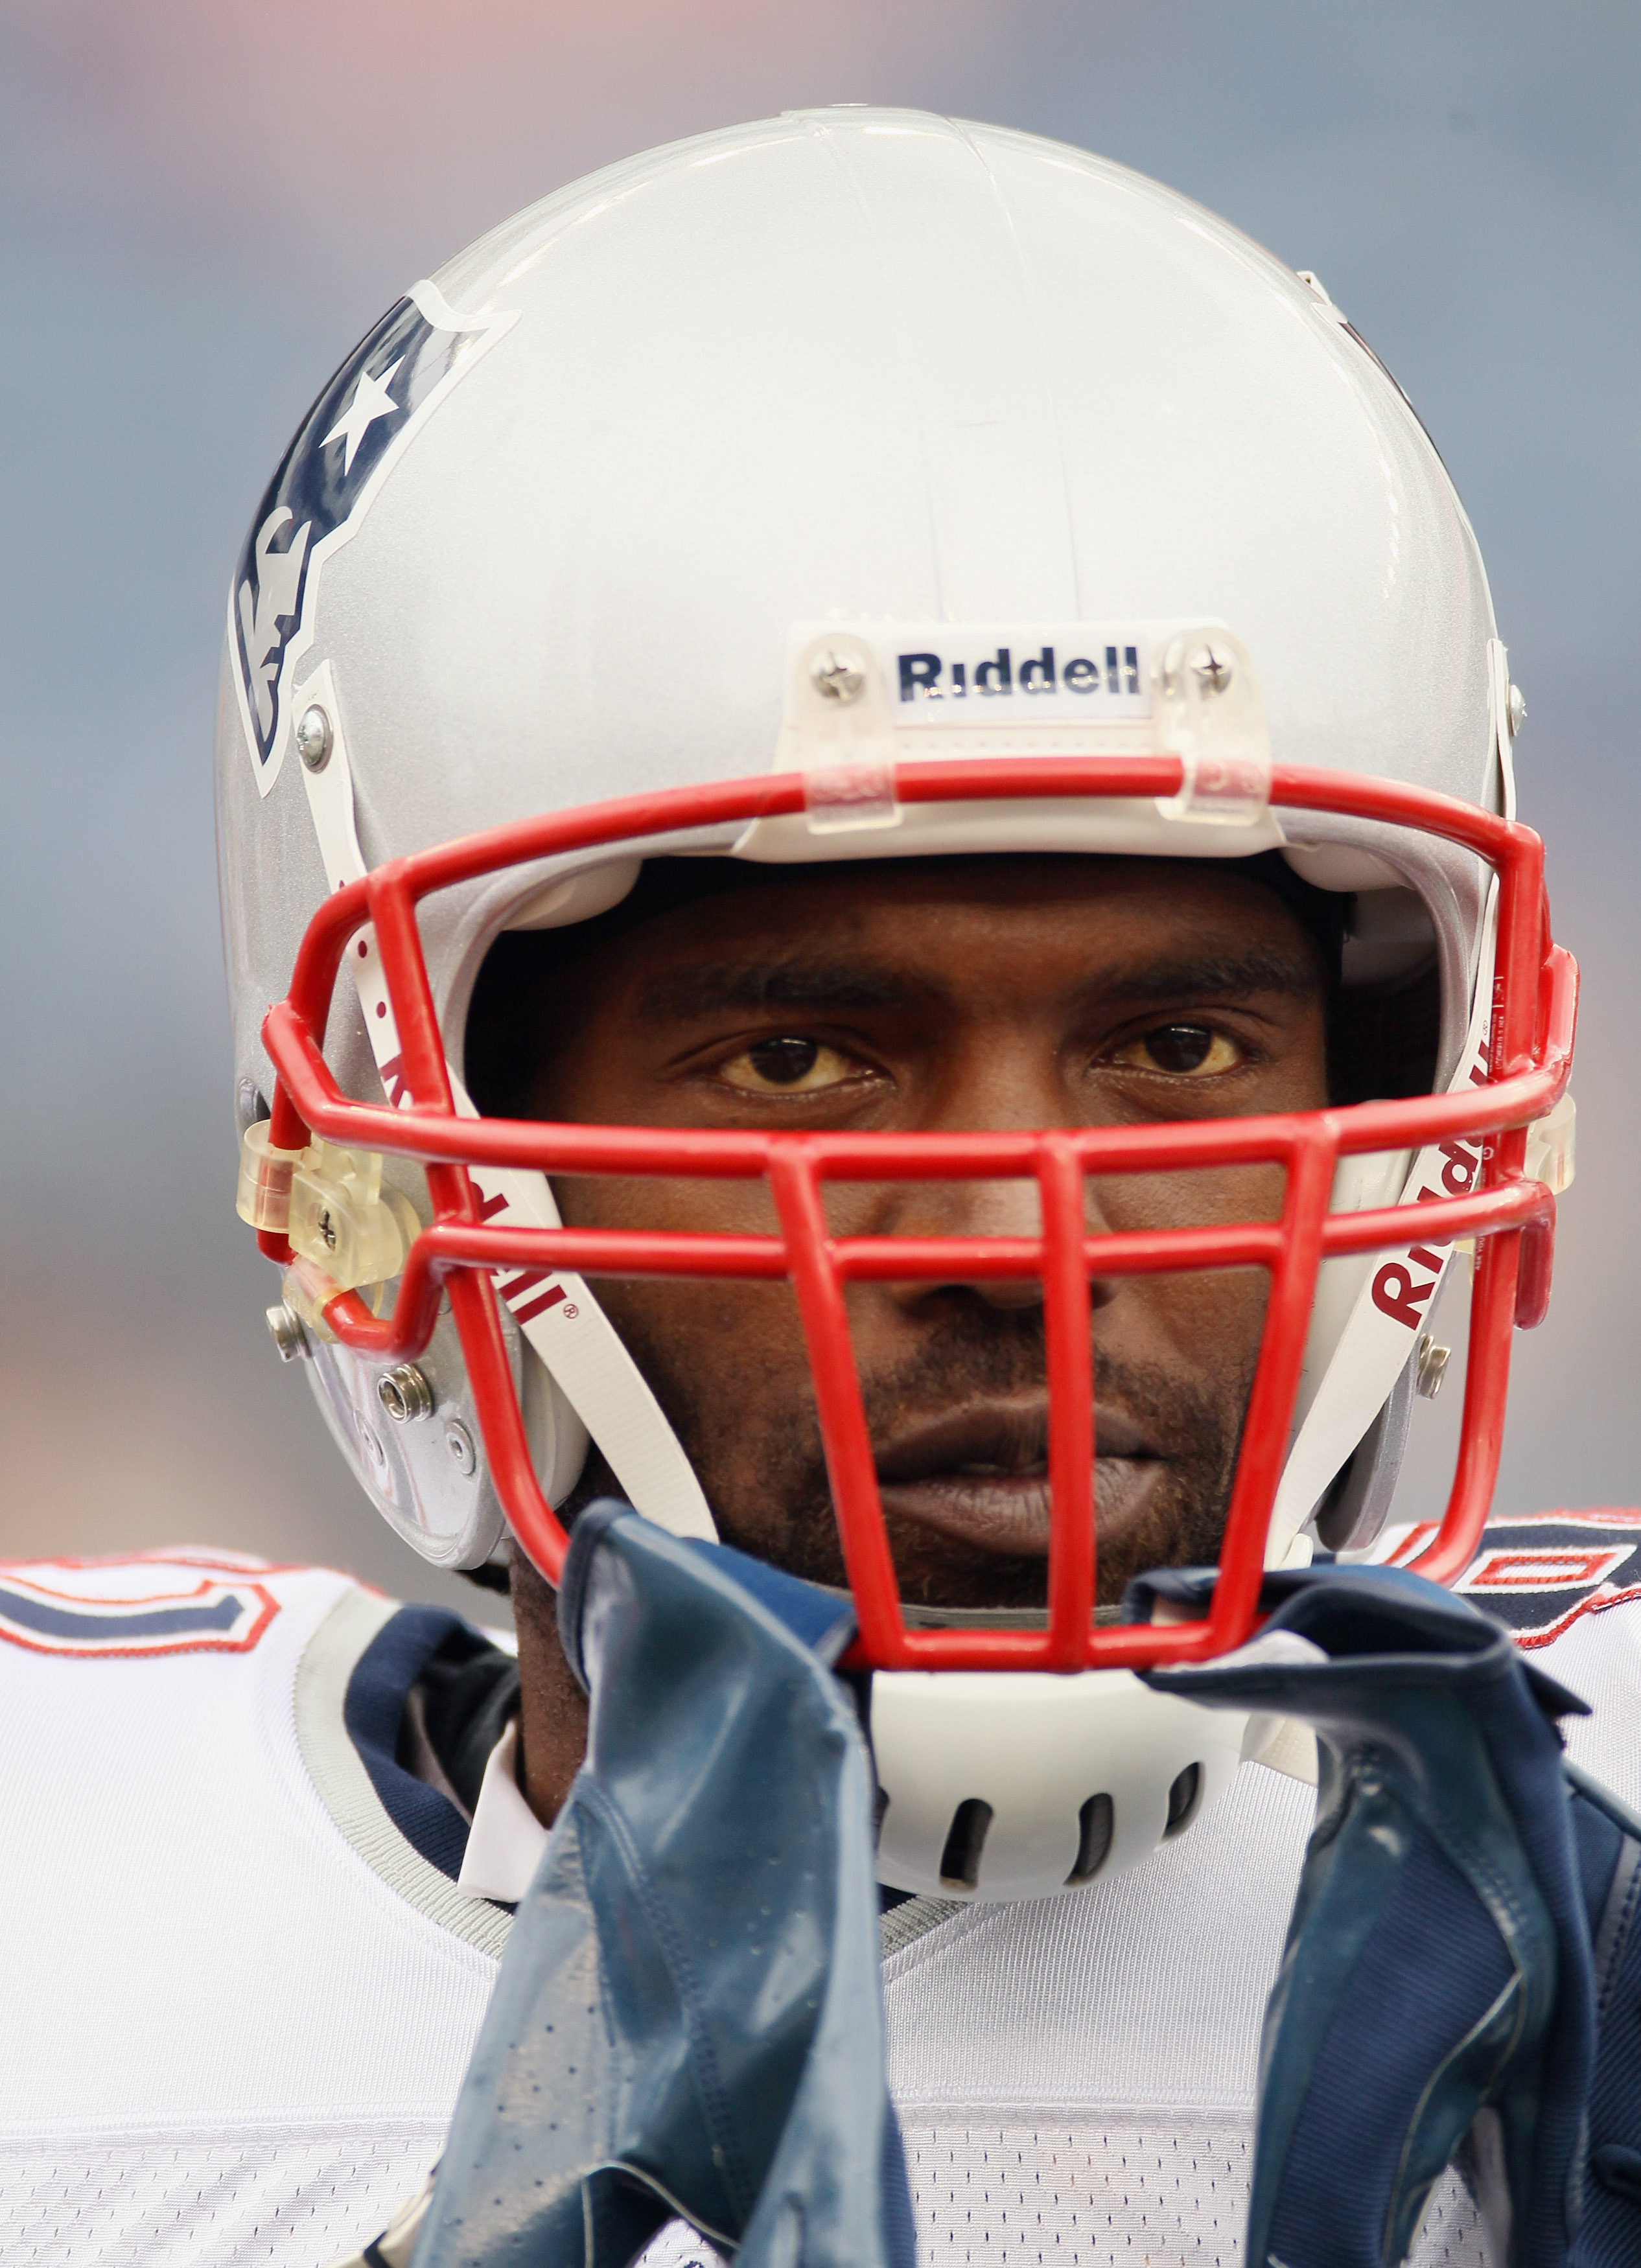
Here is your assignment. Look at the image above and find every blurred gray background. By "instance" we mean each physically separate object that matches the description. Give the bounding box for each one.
[1,1,1636,1628]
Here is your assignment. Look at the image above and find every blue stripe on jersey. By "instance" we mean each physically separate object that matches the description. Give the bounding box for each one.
[0,1587,246,1640]
[344,1606,475,1884]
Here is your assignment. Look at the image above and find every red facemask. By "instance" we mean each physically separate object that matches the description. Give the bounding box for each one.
[241,753,1575,1674]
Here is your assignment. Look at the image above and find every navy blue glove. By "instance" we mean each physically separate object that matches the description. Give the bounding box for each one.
[1566,1756,1641,2265]
[1143,1564,1598,2268]
[412,1502,914,2268]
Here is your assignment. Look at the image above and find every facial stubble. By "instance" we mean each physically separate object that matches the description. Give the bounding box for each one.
[581,1293,1252,1611]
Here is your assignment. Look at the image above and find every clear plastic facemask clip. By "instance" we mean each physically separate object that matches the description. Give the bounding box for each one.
[237,1120,419,1300]
[1152,629,1272,826]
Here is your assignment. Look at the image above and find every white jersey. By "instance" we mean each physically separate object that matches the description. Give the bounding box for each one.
[4,1514,1640,2267]
[0,1553,502,2266]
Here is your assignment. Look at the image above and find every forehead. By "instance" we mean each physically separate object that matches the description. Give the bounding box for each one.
[600,855,1316,984]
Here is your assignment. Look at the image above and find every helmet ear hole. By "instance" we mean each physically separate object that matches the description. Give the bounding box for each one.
[1163,1763,1203,1838]
[938,1798,994,1892]
[1314,1357,1418,1553]
[1065,1793,1115,1886]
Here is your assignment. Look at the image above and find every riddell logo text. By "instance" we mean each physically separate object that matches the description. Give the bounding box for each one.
[1369,1045,1493,1330]
[898,645,1141,701]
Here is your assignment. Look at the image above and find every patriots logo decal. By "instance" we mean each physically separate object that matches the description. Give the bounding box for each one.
[229,277,515,793]
[1385,1509,1641,1648]
[0,1557,280,1658]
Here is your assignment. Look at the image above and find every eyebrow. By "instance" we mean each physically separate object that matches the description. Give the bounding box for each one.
[1080,949,1324,1009]
[634,960,910,1024]
[632,945,1322,1026]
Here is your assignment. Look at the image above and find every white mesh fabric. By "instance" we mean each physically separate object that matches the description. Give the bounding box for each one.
[633,2218,731,2268]
[903,2113,1250,2263]
[0,2123,446,2268]
[1536,1608,1641,1811]
[625,2131,1485,2268]
[898,2123,1489,2268]
[898,2116,1487,2265]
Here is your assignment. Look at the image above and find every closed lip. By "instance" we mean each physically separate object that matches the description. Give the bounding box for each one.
[872,1397,1161,1557]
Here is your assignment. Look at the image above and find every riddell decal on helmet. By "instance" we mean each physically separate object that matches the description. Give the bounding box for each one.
[229,279,516,796]
[1371,1047,1490,1331]
[893,633,1153,715]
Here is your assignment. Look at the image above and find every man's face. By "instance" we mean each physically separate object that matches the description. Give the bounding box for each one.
[514,857,1329,1610]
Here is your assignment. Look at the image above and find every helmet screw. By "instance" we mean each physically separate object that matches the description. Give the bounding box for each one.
[296,704,334,770]
[266,1302,312,1363]
[1507,683,1526,739]
[1415,1334,1451,1400]
[377,1363,435,1424]
[444,1417,478,1475]
[810,649,865,704]
[1188,643,1234,695]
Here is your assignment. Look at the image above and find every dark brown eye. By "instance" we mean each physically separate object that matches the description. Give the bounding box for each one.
[720,1036,855,1093]
[747,1037,819,1085]
[1112,1024,1241,1076]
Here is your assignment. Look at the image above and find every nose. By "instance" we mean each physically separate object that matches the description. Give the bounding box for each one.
[844,1036,1117,1315]
[870,1164,1116,1315]
[927,1174,1045,1312]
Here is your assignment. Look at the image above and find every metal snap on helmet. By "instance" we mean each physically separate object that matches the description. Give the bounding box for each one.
[217,109,1575,1901]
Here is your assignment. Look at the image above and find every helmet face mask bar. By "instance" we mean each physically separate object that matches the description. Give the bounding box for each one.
[241,747,1574,1677]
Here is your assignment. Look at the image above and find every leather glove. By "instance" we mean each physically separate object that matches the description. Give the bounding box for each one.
[1142,1562,1599,2268]
[412,1501,914,2268]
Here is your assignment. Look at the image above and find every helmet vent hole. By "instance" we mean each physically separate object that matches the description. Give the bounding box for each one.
[872,1785,889,1849]
[1066,1793,1114,1886]
[938,1798,994,1891]
[1163,1763,1202,1839]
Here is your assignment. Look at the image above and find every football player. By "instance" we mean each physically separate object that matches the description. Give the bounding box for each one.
[5,110,1630,2268]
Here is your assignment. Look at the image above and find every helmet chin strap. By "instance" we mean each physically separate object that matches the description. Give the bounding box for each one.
[290,657,717,1547]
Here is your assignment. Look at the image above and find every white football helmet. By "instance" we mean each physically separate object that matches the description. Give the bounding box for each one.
[218,110,1574,1901]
